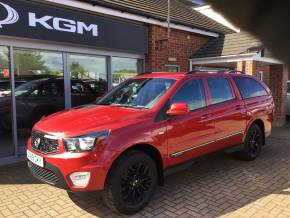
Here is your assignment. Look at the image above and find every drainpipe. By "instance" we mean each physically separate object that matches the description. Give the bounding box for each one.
[189,59,193,71]
[167,0,171,39]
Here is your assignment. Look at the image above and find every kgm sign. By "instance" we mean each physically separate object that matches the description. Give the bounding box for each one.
[29,13,98,37]
[0,0,148,53]
[0,1,98,37]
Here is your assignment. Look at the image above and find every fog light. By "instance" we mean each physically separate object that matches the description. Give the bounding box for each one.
[69,172,91,187]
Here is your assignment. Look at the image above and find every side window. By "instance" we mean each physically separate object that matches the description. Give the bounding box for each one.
[31,82,61,97]
[207,77,234,104]
[171,79,206,111]
[233,77,268,99]
[71,82,93,96]
[287,82,290,94]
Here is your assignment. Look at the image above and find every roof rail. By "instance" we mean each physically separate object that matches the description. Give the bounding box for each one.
[186,69,246,75]
[226,70,246,74]
[138,71,152,75]
[186,69,227,74]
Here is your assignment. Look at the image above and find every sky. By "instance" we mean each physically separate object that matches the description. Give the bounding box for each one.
[191,0,205,5]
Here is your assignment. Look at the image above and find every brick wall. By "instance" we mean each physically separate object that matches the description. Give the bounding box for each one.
[252,61,271,86]
[145,25,208,72]
[269,65,288,126]
[236,60,271,82]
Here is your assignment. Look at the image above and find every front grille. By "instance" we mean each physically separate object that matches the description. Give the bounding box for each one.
[31,131,59,154]
[28,161,59,184]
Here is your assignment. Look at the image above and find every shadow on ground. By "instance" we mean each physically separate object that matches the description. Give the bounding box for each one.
[0,162,41,185]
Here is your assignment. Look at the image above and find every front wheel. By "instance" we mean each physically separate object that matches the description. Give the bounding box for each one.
[102,150,158,214]
[237,124,263,161]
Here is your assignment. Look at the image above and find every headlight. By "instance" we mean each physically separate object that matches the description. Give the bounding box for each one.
[64,130,110,152]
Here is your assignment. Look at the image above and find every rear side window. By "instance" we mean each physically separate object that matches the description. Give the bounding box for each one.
[171,79,206,111]
[287,82,290,94]
[233,77,268,99]
[207,77,234,104]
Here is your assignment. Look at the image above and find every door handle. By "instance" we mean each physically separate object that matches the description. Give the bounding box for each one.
[201,114,211,120]
[265,105,272,110]
[235,105,244,110]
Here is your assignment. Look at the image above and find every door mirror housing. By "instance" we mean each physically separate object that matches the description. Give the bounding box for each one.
[96,96,102,101]
[166,102,189,116]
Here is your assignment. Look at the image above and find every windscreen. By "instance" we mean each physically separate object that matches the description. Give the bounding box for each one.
[96,78,175,109]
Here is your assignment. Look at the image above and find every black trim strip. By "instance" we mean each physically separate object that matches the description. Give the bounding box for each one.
[170,131,244,158]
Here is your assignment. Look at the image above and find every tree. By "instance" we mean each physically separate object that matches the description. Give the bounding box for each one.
[14,51,48,76]
[0,50,8,68]
[70,61,88,79]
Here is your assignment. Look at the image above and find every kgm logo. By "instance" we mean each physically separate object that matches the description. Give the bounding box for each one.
[0,1,98,37]
[0,2,19,28]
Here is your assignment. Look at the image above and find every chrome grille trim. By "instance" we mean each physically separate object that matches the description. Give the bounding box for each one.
[31,130,59,154]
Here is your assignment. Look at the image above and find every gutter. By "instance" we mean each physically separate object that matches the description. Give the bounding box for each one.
[43,0,219,37]
[190,53,257,65]
[190,52,282,66]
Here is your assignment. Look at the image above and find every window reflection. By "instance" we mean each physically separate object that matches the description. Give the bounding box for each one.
[0,46,14,157]
[69,54,107,106]
[112,57,143,86]
[14,49,64,151]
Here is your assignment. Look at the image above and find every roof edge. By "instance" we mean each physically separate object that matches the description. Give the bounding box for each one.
[43,0,220,37]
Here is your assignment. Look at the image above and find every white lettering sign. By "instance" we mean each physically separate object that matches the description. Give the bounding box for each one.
[28,12,98,37]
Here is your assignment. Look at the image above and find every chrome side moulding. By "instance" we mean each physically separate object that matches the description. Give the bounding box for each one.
[170,131,244,158]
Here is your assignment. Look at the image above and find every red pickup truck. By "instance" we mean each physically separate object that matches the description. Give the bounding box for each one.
[27,71,274,214]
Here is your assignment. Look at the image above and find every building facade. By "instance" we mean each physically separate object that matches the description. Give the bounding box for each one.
[0,0,230,163]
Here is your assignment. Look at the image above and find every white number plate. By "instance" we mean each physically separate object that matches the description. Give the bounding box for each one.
[27,150,44,168]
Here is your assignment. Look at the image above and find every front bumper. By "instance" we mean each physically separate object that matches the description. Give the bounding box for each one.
[27,142,118,191]
[28,161,68,189]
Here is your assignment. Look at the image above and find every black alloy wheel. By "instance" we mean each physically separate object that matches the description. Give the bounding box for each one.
[248,128,261,158]
[103,150,158,214]
[238,124,263,161]
[120,162,152,206]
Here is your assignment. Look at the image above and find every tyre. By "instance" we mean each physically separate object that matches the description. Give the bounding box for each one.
[102,150,158,214]
[237,124,263,161]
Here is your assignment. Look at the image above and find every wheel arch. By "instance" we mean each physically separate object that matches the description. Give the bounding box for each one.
[248,119,266,145]
[105,143,165,186]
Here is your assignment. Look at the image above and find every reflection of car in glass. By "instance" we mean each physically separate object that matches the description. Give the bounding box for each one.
[82,79,108,98]
[0,78,97,129]
[287,81,290,116]
[27,71,274,214]
[0,80,10,97]
[0,80,27,97]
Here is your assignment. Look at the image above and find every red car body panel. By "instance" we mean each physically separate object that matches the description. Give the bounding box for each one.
[27,72,274,191]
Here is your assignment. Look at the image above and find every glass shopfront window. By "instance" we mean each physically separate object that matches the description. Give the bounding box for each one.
[69,54,107,106]
[0,46,14,157]
[14,49,64,151]
[0,44,143,159]
[112,57,143,86]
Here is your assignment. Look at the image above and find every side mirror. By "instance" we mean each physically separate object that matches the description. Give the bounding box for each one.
[96,96,101,101]
[166,102,189,116]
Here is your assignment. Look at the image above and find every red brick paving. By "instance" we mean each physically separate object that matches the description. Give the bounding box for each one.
[1,126,290,217]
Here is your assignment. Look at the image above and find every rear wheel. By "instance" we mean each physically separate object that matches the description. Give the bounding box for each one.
[102,150,158,214]
[237,124,263,161]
